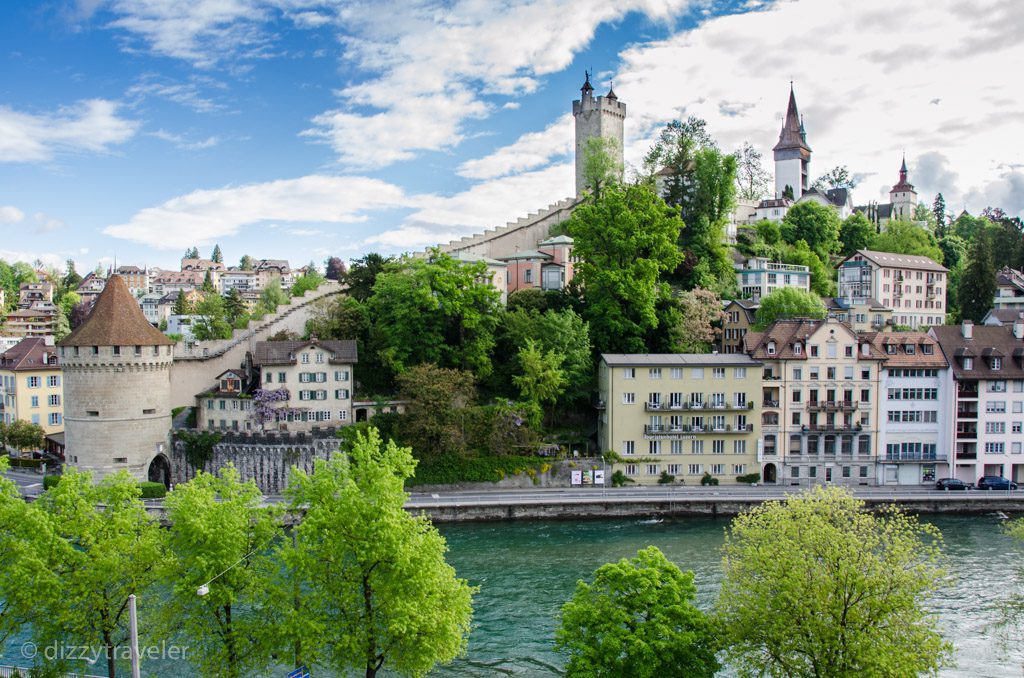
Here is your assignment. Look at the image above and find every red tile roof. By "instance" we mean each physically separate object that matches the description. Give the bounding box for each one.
[58,275,174,347]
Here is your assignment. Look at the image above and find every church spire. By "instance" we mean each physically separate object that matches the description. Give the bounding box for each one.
[899,154,908,182]
[773,84,811,153]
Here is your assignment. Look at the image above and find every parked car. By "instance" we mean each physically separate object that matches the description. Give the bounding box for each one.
[977,476,1018,490]
[936,478,971,491]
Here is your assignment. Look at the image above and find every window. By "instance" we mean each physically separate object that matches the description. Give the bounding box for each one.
[987,401,1007,414]
[622,392,635,404]
[990,380,1007,393]
[827,367,836,380]
[265,372,272,383]
[335,370,350,381]
[827,343,837,359]
[1014,422,1023,434]
[859,466,869,478]
[688,464,702,476]
[810,345,819,357]
[114,457,128,464]
[691,440,704,454]
[713,440,725,455]
[143,408,155,415]
[27,376,40,388]
[278,372,286,383]
[47,375,60,387]
[48,413,61,426]
[733,440,746,455]
[809,466,817,478]
[734,368,747,379]
[670,440,684,454]
[793,343,802,356]
[767,342,776,355]
[992,357,1003,371]
[845,345,853,357]
[30,414,39,425]
[113,346,121,356]
[859,436,871,455]
[668,464,681,475]
[792,389,802,403]
[809,368,819,380]
[793,368,803,380]
[844,366,854,380]
[860,389,870,403]
[671,368,683,379]
[963,357,973,370]
[985,442,1006,454]
[625,464,638,476]
[30,396,39,408]
[301,353,310,364]
[861,368,871,380]
[791,466,800,478]
[692,368,704,379]
[47,394,60,406]
[711,464,725,475]
[649,368,662,379]
[335,389,350,399]
[713,368,725,380]
[1014,442,1023,455]
[986,422,1007,434]
[791,412,801,425]
[648,441,661,455]
[315,352,325,364]
[623,368,636,379]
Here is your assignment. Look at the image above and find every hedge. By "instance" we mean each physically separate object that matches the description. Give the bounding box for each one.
[7,457,44,468]
[43,475,61,490]
[40,476,167,499]
[408,454,549,486]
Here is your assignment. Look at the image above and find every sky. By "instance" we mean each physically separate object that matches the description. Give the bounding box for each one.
[1,0,1022,273]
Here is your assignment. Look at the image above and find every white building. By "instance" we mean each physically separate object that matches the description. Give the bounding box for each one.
[994,267,1024,313]
[772,85,811,199]
[931,321,1024,484]
[219,269,258,295]
[253,339,357,431]
[735,257,811,302]
[867,332,952,485]
[837,250,947,329]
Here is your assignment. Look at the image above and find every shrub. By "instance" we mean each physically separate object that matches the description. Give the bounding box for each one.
[6,457,43,468]
[701,472,720,486]
[611,470,633,487]
[43,475,61,490]
[736,473,761,484]
[139,482,167,499]
[408,454,546,485]
[658,470,676,485]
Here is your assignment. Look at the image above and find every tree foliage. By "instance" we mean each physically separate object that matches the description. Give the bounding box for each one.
[782,240,835,298]
[397,364,477,458]
[567,183,683,354]
[342,253,392,303]
[581,136,622,199]
[839,212,875,257]
[192,292,233,341]
[278,428,474,678]
[324,256,347,281]
[932,193,948,237]
[734,142,771,202]
[754,287,826,329]
[811,165,858,190]
[871,220,944,263]
[958,228,997,323]
[781,201,841,262]
[211,244,223,264]
[513,339,566,426]
[672,288,725,353]
[555,546,719,678]
[717,486,952,678]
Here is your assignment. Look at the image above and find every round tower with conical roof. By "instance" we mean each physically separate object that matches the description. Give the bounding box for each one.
[58,275,175,483]
[572,71,626,197]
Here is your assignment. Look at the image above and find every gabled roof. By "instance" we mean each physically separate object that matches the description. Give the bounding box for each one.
[841,249,947,273]
[996,267,1024,292]
[252,339,358,366]
[602,353,761,367]
[59,275,174,347]
[930,324,1024,379]
[0,338,59,371]
[983,308,1024,326]
[538,235,574,246]
[496,250,552,261]
[743,318,884,361]
[825,187,850,207]
[861,331,947,368]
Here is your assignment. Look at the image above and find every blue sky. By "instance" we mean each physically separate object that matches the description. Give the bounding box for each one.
[1,0,1022,273]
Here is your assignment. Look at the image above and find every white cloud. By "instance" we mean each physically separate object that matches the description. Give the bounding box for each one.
[104,175,414,249]
[151,129,222,150]
[609,0,1024,215]
[0,206,25,224]
[126,74,228,113]
[456,114,573,180]
[33,213,64,233]
[0,99,138,163]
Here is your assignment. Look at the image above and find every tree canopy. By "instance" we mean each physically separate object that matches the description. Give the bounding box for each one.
[871,220,944,263]
[958,228,996,323]
[717,486,952,678]
[754,287,826,329]
[781,201,841,262]
[838,211,875,257]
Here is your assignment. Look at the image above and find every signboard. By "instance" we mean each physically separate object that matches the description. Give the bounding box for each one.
[571,470,582,486]
[594,470,605,485]
[287,666,310,678]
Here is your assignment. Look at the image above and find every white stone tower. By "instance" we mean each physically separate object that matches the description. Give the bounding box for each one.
[573,71,626,197]
[889,155,918,221]
[58,275,175,484]
[773,84,812,199]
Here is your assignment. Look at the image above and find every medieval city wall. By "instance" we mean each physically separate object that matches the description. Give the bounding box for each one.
[438,198,578,260]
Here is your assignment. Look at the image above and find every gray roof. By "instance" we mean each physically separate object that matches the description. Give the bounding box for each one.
[253,339,358,366]
[602,353,762,367]
[496,250,552,261]
[538,235,574,246]
[931,324,1024,379]
[842,249,947,273]
[983,308,1024,326]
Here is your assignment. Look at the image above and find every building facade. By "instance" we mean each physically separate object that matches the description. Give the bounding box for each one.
[598,354,762,485]
[931,321,1024,484]
[58,275,175,483]
[837,249,947,329]
[0,337,63,435]
[197,368,256,432]
[252,339,357,431]
[736,257,810,302]
[744,318,884,485]
[573,71,625,197]
[721,299,758,355]
[823,296,893,332]
[994,267,1024,312]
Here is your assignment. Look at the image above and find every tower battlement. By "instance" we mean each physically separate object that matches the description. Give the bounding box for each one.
[573,72,626,198]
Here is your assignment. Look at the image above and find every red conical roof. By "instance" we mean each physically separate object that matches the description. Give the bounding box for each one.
[773,86,812,154]
[59,274,174,347]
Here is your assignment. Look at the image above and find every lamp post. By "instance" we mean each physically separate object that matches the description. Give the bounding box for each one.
[128,594,141,678]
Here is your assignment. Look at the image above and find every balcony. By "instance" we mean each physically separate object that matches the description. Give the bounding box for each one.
[762,399,780,408]
[956,429,977,440]
[806,400,859,413]
[957,384,979,399]
[644,401,753,412]
[644,424,754,436]
[800,423,863,433]
[956,407,977,419]
[884,452,948,463]
[956,451,977,460]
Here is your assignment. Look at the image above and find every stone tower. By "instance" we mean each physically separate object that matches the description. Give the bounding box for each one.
[58,275,175,484]
[889,155,918,221]
[773,84,812,199]
[573,71,626,197]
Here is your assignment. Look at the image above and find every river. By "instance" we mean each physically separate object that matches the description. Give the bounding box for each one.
[3,514,1021,676]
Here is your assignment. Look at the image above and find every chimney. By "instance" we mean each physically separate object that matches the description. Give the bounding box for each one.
[1015,319,1024,341]
[962,320,973,339]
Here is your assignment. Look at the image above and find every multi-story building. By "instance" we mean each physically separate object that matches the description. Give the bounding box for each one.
[721,299,758,354]
[823,297,893,332]
[597,354,762,485]
[219,269,258,295]
[735,257,810,302]
[498,235,575,294]
[453,252,508,305]
[0,337,64,435]
[197,368,256,432]
[18,282,53,308]
[114,266,149,296]
[993,267,1024,313]
[76,272,106,307]
[837,249,947,329]
[151,270,203,296]
[866,332,952,485]
[743,318,884,485]
[4,307,57,338]
[255,260,293,290]
[931,320,1024,484]
[252,339,357,431]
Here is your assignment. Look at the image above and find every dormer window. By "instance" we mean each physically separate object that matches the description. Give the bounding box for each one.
[963,357,973,370]
[922,344,933,355]
[886,344,897,355]
[793,343,802,355]
[767,341,776,356]
[992,357,1002,371]
[904,344,915,355]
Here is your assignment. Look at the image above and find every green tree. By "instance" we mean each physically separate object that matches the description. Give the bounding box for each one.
[6,419,45,453]
[913,202,938,231]
[211,244,223,263]
[53,311,71,342]
[397,364,477,458]
[192,293,233,340]
[781,201,841,262]
[163,465,282,678]
[580,136,622,200]
[952,212,988,242]
[63,258,83,290]
[642,116,716,212]
[173,291,192,316]
[567,183,683,354]
[734,142,771,202]
[717,486,952,677]
[239,255,255,271]
[512,339,566,427]
[202,269,216,293]
[754,219,781,246]
[506,288,548,314]
[290,268,325,297]
[989,216,1024,271]
[342,253,392,303]
[933,193,948,237]
[754,287,826,329]
[224,288,247,325]
[838,212,875,257]
[672,288,725,352]
[368,251,502,378]
[36,469,166,678]
[324,256,346,281]
[811,165,858,190]
[555,546,719,678]
[278,428,474,678]
[257,278,288,315]
[871,221,943,266]
[781,240,835,297]
[958,228,997,322]
[184,246,200,259]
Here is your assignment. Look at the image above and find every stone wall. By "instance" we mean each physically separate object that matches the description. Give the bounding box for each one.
[437,198,577,261]
[170,428,343,494]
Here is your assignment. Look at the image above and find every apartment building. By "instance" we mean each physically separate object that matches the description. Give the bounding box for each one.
[735,257,810,302]
[743,318,884,485]
[4,307,57,338]
[931,320,1024,484]
[498,235,575,294]
[113,266,149,296]
[219,269,258,295]
[252,339,356,431]
[18,282,53,308]
[151,270,203,296]
[994,267,1024,313]
[0,337,64,434]
[865,332,952,485]
[823,297,893,333]
[837,250,947,329]
[198,368,256,432]
[598,354,762,485]
[721,299,758,354]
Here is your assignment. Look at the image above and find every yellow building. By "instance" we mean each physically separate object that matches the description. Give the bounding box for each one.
[0,337,64,435]
[598,354,763,485]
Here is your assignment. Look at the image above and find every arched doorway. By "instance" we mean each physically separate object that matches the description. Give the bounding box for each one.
[148,454,171,488]
[762,463,777,484]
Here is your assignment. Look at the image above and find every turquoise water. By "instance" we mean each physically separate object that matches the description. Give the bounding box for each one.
[3,515,1022,676]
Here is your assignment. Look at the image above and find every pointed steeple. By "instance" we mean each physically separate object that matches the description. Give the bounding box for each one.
[891,154,915,193]
[899,154,908,179]
[606,81,617,101]
[773,85,811,154]
[581,70,594,96]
